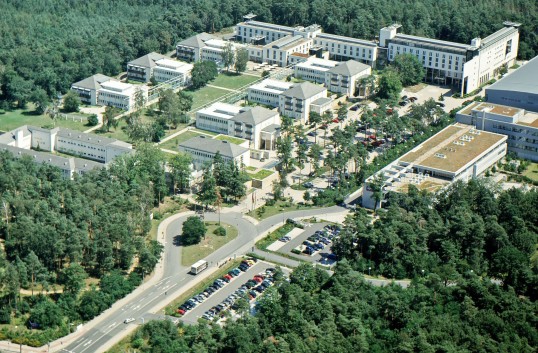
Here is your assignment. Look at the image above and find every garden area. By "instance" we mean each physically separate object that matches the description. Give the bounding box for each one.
[158,131,206,151]
[248,199,318,221]
[180,222,238,266]
[0,103,90,132]
[211,72,260,90]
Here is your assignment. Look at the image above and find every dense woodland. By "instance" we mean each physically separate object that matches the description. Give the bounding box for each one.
[0,0,537,108]
[0,145,169,345]
[128,181,537,353]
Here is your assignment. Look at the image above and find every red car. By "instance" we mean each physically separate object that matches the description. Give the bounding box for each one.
[332,118,339,123]
[177,309,185,315]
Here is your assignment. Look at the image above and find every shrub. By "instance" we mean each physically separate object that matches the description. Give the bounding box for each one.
[291,249,302,255]
[214,226,226,236]
[87,114,99,126]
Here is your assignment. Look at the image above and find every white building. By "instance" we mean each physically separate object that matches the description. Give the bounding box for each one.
[247,79,293,107]
[178,135,250,170]
[176,32,215,62]
[127,52,193,85]
[456,101,538,162]
[195,103,281,150]
[261,35,314,67]
[71,75,148,111]
[0,125,133,179]
[325,60,371,97]
[295,58,339,84]
[312,33,378,66]
[279,82,328,122]
[361,123,507,209]
[380,22,520,95]
[200,39,245,67]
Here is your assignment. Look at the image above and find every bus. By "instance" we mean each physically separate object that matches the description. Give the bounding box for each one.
[190,260,208,275]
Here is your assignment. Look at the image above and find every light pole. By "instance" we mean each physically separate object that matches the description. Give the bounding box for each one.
[421,269,425,277]
[368,267,371,276]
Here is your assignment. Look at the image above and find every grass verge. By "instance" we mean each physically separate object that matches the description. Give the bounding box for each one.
[256,223,295,251]
[181,222,238,266]
[247,169,274,180]
[247,200,318,220]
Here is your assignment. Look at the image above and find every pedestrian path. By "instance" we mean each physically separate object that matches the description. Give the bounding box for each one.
[206,84,239,92]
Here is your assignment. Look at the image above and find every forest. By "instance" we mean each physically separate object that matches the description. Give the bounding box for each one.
[0,145,168,345]
[122,180,537,353]
[0,0,537,108]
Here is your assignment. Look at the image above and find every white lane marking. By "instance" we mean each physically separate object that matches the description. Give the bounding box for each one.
[83,340,93,347]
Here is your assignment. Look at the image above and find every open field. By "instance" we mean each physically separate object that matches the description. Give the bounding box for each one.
[186,86,230,111]
[211,73,260,90]
[159,131,205,151]
[0,104,89,132]
[523,162,538,182]
[181,222,238,266]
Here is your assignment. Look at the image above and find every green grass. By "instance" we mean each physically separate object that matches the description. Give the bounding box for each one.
[181,222,238,266]
[247,169,274,180]
[159,131,205,151]
[215,134,247,145]
[211,73,260,90]
[246,166,257,171]
[0,104,89,132]
[248,200,318,220]
[191,127,219,136]
[256,223,296,250]
[186,86,230,111]
[522,162,538,182]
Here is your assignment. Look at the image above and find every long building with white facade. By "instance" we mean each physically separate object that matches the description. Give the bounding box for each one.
[195,103,281,150]
[0,126,133,179]
[178,135,250,170]
[71,75,148,111]
[176,33,216,62]
[127,52,193,85]
[362,123,507,209]
[456,101,538,161]
[247,79,294,107]
[380,22,520,95]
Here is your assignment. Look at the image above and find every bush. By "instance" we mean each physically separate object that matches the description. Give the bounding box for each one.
[0,307,10,324]
[87,114,99,126]
[291,249,302,254]
[214,226,226,236]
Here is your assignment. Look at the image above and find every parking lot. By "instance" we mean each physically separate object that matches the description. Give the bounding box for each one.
[179,261,280,325]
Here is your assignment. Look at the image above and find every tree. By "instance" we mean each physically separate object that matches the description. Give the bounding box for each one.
[63,91,81,112]
[29,299,62,329]
[377,68,402,103]
[158,89,182,128]
[60,263,87,295]
[228,161,247,201]
[30,88,50,114]
[191,61,218,89]
[197,164,218,209]
[390,53,425,86]
[169,153,192,193]
[308,143,323,174]
[234,47,249,73]
[87,114,99,126]
[222,42,235,71]
[24,251,46,296]
[103,105,120,131]
[182,216,207,245]
[308,111,322,143]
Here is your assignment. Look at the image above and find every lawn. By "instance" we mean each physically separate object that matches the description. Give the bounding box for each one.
[159,131,205,151]
[186,86,230,111]
[215,134,247,145]
[523,162,538,182]
[181,222,238,266]
[248,200,318,220]
[256,223,296,250]
[191,127,219,136]
[247,169,274,180]
[0,104,89,132]
[211,72,260,90]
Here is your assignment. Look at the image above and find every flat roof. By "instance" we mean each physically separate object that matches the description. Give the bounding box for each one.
[458,101,538,128]
[238,21,294,34]
[487,55,538,95]
[100,80,133,92]
[400,124,506,174]
[296,58,338,71]
[392,33,471,52]
[316,33,377,47]
[248,79,293,94]
[197,102,242,120]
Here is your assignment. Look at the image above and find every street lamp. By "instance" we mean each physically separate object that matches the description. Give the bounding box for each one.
[421,269,425,277]
[368,267,371,276]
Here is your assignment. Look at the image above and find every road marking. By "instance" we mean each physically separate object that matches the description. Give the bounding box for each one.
[83,340,93,347]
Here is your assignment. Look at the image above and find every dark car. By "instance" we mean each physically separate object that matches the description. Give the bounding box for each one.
[436,102,445,107]
[350,104,361,111]
[304,246,316,255]
[399,100,409,106]
[303,182,314,188]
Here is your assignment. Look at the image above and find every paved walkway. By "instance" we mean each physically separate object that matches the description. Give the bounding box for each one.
[206,84,239,92]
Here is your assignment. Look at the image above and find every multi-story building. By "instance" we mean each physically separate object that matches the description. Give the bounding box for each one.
[70,74,113,106]
[200,39,245,67]
[456,101,538,161]
[380,22,520,95]
[247,79,293,107]
[485,55,538,113]
[176,33,215,62]
[71,75,148,111]
[325,60,371,97]
[261,35,314,67]
[295,58,339,84]
[312,33,378,66]
[278,82,328,122]
[127,52,193,85]
[195,103,281,150]
[178,135,250,170]
[0,125,133,179]
[362,123,507,209]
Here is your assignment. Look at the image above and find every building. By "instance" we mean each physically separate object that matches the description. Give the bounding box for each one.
[0,126,132,179]
[295,58,339,84]
[178,135,250,170]
[362,123,507,209]
[70,74,113,106]
[456,101,538,161]
[380,22,520,95]
[247,79,293,107]
[127,52,193,85]
[312,33,378,66]
[200,39,245,67]
[278,82,328,122]
[195,103,281,150]
[325,60,371,96]
[71,75,148,111]
[485,55,538,112]
[176,32,215,62]
[261,35,313,67]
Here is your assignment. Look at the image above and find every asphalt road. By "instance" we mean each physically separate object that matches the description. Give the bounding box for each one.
[60,206,347,353]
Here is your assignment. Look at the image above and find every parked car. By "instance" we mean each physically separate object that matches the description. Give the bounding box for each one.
[307,131,317,137]
[350,104,361,111]
[124,318,136,324]
[409,96,418,102]
[436,102,445,107]
[303,182,314,188]
[399,100,409,106]
[304,246,316,255]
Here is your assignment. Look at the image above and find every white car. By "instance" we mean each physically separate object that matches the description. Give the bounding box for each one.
[123,318,135,324]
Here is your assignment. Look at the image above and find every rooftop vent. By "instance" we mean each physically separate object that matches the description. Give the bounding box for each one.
[434,153,446,159]
[222,141,228,144]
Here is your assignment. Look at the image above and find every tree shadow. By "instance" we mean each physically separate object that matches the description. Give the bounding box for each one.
[21,110,42,116]
[173,234,183,246]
